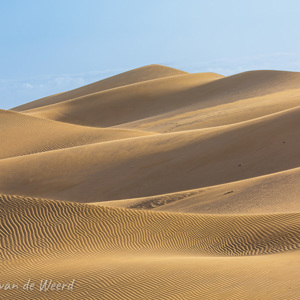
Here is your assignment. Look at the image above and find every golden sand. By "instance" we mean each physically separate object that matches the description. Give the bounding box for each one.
[1,65,299,299]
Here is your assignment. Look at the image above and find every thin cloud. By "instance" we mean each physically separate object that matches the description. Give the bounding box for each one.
[22,83,34,89]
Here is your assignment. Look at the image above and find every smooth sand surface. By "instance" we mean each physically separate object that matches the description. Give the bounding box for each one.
[1,65,300,299]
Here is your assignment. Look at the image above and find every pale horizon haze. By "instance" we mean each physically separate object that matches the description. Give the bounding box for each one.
[1,0,300,108]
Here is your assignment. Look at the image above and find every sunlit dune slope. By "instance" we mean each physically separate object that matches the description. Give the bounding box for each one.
[0,109,154,159]
[12,64,188,112]
[0,106,299,202]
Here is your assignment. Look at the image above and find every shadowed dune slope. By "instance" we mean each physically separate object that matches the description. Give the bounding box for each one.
[12,65,188,112]
[0,106,299,202]
[114,83,300,133]
[153,167,300,214]
[95,166,300,214]
[0,109,154,159]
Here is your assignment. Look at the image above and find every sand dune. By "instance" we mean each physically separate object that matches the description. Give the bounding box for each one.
[96,166,300,214]
[3,252,300,299]
[114,84,300,133]
[22,71,223,127]
[1,105,300,202]
[0,194,299,299]
[18,70,300,131]
[0,109,154,159]
[1,65,300,299]
[12,64,188,112]
[2,194,299,259]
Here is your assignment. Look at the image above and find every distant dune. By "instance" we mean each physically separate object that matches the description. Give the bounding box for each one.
[0,109,154,159]
[12,64,188,111]
[1,65,300,299]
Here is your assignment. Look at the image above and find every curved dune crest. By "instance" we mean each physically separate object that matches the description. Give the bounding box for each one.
[0,109,154,159]
[12,64,188,112]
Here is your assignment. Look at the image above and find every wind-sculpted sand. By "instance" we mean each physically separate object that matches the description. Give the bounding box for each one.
[1,65,300,299]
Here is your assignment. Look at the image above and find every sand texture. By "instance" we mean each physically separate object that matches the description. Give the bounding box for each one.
[1,65,300,299]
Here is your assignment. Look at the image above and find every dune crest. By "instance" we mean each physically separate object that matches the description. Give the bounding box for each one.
[12,64,188,112]
[0,109,155,159]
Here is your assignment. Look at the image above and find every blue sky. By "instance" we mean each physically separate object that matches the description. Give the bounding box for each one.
[1,0,300,109]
